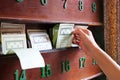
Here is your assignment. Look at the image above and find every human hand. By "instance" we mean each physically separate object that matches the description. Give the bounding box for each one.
[72,28,99,56]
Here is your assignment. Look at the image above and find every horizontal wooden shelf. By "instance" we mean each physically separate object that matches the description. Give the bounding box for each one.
[0,18,103,26]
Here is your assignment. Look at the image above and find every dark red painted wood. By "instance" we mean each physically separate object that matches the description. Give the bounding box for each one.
[0,0,103,25]
[0,48,101,80]
[0,0,103,80]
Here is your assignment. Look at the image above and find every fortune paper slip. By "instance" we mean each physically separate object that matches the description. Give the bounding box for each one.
[1,22,26,54]
[27,29,52,50]
[1,34,27,54]
[56,24,74,48]
[1,22,25,34]
[11,48,45,70]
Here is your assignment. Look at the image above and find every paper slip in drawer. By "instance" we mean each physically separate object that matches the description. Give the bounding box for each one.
[1,22,25,34]
[56,24,74,48]
[27,29,52,50]
[1,34,27,54]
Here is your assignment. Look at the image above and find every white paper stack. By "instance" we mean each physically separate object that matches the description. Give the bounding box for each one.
[0,22,45,70]
[27,29,52,50]
[0,22,27,54]
[1,34,27,54]
[56,24,74,48]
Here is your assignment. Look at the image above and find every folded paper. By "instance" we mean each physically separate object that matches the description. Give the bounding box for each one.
[11,48,45,70]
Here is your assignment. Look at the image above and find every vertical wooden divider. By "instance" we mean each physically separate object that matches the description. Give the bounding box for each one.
[104,0,120,64]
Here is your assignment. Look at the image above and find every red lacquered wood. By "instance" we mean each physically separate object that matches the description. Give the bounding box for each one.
[0,0,103,80]
[0,48,101,80]
[0,0,103,26]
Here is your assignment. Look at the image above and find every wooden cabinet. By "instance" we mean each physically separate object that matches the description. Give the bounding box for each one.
[0,0,104,80]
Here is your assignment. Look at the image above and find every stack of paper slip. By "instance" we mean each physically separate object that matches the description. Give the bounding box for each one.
[27,29,52,51]
[0,22,27,55]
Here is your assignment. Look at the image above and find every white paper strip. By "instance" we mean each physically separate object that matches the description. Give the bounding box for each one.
[12,48,45,70]
[75,25,88,29]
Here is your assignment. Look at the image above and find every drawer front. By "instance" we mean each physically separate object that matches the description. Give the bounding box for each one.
[0,0,103,25]
[0,48,101,80]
